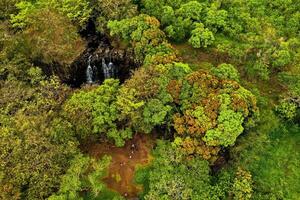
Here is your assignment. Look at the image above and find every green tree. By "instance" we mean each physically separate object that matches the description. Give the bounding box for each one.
[278,71,300,97]
[0,77,78,200]
[211,63,240,82]
[141,99,172,133]
[9,8,85,80]
[135,141,228,200]
[0,0,21,20]
[232,168,253,200]
[204,107,244,147]
[94,0,137,32]
[271,49,292,68]
[276,100,298,121]
[170,69,258,160]
[11,0,92,28]
[204,2,228,32]
[176,1,204,21]
[108,14,173,63]
[188,23,215,48]
[57,0,92,27]
[140,0,211,43]
[64,79,144,147]
[49,154,112,200]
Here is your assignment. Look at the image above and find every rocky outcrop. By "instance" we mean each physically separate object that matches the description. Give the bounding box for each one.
[66,34,138,87]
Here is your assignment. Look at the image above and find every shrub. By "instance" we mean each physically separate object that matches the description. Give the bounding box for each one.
[276,100,297,121]
[211,63,240,82]
[188,23,215,48]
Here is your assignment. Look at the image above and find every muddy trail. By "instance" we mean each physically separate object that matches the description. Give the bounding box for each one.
[86,134,156,199]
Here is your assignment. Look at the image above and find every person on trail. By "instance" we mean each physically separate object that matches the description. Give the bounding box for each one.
[131,143,135,150]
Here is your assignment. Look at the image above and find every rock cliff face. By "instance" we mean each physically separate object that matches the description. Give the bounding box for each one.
[66,35,137,87]
[65,20,138,87]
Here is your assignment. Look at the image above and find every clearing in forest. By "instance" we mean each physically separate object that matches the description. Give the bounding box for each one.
[87,134,156,198]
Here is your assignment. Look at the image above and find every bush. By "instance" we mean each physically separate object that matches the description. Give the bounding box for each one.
[232,168,253,200]
[272,49,292,68]
[188,23,215,48]
[276,100,297,121]
[211,63,240,82]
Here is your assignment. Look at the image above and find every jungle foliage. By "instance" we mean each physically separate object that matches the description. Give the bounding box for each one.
[0,0,299,199]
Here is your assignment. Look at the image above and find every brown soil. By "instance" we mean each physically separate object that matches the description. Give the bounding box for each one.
[86,134,156,199]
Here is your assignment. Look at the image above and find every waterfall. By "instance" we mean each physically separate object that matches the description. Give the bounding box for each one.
[108,61,115,77]
[102,58,115,79]
[86,55,93,83]
[102,58,109,79]
[86,55,117,83]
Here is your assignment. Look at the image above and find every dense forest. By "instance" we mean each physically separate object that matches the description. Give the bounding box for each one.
[0,0,299,199]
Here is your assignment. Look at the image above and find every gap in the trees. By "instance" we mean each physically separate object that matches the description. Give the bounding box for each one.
[66,20,138,87]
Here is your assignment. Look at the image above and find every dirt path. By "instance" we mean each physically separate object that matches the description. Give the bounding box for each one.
[87,134,156,199]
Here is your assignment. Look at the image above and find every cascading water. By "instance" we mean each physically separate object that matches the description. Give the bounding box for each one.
[86,55,117,83]
[102,58,115,79]
[108,61,115,76]
[86,55,93,83]
[102,58,109,79]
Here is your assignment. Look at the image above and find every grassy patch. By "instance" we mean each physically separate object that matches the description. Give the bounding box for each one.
[231,113,300,199]
[84,187,123,200]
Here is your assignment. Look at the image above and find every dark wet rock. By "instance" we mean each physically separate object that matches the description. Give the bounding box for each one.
[66,34,138,87]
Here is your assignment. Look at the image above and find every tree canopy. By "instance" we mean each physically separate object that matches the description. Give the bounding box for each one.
[0,0,299,199]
